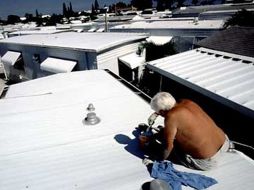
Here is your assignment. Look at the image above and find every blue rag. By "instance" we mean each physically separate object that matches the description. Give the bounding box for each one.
[151,161,217,190]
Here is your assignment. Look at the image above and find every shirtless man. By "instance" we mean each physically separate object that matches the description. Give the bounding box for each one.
[149,92,230,170]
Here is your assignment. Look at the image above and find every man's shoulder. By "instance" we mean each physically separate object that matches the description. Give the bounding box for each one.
[171,100,197,117]
[179,99,195,105]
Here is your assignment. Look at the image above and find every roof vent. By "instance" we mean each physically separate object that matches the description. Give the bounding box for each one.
[83,103,100,125]
[87,103,95,111]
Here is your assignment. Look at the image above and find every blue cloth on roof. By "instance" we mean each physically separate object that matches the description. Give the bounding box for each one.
[151,160,217,190]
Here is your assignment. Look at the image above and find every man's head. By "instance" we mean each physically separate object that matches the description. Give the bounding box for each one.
[150,92,176,115]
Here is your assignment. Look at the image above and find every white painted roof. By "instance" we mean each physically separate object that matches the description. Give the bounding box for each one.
[40,57,77,73]
[0,70,253,190]
[0,32,147,52]
[175,150,254,190]
[119,52,145,69]
[0,70,163,190]
[147,48,254,113]
[112,20,224,29]
[1,51,21,66]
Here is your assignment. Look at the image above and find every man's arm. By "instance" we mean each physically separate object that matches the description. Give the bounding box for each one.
[162,117,177,160]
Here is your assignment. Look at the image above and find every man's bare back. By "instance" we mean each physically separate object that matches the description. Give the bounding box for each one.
[164,99,226,159]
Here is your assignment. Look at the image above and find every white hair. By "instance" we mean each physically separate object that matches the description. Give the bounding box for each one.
[150,92,176,113]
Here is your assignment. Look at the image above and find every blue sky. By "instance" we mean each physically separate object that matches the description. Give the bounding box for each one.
[0,0,131,20]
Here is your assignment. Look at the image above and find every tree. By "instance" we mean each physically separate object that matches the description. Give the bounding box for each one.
[165,0,174,10]
[90,3,97,20]
[69,2,73,12]
[63,3,67,17]
[200,0,216,5]
[35,9,39,18]
[156,0,165,11]
[25,13,33,21]
[91,3,96,14]
[116,1,128,9]
[69,2,74,16]
[154,0,175,10]
[224,9,254,28]
[131,0,153,10]
[7,15,20,24]
[45,14,62,26]
[192,0,199,5]
[176,0,185,8]
[94,0,99,10]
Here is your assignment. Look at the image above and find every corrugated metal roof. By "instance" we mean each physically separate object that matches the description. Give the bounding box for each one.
[0,70,253,190]
[147,47,254,114]
[0,32,147,52]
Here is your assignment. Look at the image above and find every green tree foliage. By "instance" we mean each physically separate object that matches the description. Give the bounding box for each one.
[224,9,254,28]
[110,2,128,14]
[145,42,177,61]
[176,0,185,8]
[91,3,96,14]
[156,0,164,11]
[200,0,216,5]
[63,3,67,17]
[131,0,153,10]
[155,0,174,10]
[25,13,33,21]
[69,2,73,13]
[116,1,128,9]
[44,14,62,26]
[90,3,97,20]
[62,2,75,18]
[192,0,199,5]
[94,0,100,10]
[7,15,20,24]
[35,9,39,18]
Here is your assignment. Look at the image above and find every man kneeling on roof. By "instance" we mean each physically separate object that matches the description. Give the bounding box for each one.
[141,92,232,171]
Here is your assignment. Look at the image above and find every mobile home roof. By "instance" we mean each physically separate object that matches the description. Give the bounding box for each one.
[0,70,253,189]
[0,32,147,52]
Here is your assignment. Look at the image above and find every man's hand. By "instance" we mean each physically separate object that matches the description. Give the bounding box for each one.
[148,112,158,127]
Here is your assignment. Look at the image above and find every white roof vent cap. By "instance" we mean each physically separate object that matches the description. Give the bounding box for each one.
[83,103,100,125]
[87,103,95,111]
